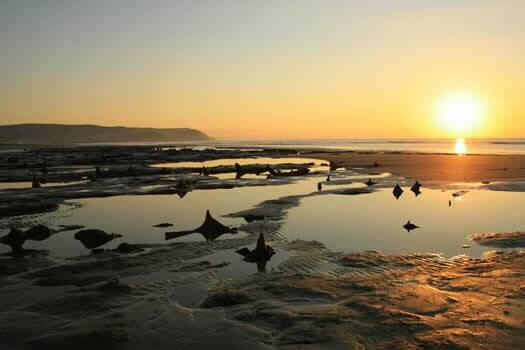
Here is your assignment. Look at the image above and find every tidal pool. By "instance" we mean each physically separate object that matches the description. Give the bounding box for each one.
[283,187,525,258]
[1,170,523,261]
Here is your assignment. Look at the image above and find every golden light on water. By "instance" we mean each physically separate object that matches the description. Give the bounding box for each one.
[437,92,484,136]
[454,138,466,155]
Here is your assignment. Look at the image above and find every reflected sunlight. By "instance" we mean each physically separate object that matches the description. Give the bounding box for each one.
[455,138,467,155]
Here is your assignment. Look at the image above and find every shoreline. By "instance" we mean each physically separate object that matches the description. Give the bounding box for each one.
[304,151,525,183]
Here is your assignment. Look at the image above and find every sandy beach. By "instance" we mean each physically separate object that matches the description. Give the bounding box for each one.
[306,151,525,183]
[1,146,525,349]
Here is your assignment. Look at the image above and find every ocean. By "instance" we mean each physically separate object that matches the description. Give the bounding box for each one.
[129,138,525,155]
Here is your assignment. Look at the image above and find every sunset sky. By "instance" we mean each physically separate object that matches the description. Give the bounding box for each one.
[1,0,523,139]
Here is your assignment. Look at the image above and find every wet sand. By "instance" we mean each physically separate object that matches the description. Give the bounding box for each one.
[2,146,525,348]
[305,151,525,182]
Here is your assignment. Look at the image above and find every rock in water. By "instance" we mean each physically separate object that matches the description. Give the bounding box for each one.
[165,210,238,242]
[403,220,420,232]
[0,228,26,252]
[152,223,173,228]
[0,224,54,252]
[366,178,377,186]
[236,233,276,272]
[393,184,404,200]
[74,229,122,249]
[329,161,342,171]
[25,224,52,241]
[113,242,144,254]
[410,181,422,196]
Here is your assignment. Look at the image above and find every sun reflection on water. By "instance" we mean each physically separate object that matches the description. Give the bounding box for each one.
[454,138,466,155]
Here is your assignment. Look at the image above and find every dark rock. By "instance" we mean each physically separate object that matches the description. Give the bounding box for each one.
[411,181,422,196]
[112,243,144,254]
[236,233,276,272]
[393,184,404,200]
[25,224,53,241]
[0,228,26,252]
[242,214,265,223]
[152,223,173,228]
[365,178,377,186]
[74,229,122,249]
[200,290,255,308]
[403,220,419,232]
[329,161,343,171]
[165,210,237,242]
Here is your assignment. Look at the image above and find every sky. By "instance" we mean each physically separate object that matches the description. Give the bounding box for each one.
[1,0,523,139]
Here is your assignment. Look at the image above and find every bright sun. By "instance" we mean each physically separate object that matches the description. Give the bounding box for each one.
[437,92,484,135]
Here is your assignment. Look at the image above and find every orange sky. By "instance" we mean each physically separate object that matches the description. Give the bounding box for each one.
[1,1,523,139]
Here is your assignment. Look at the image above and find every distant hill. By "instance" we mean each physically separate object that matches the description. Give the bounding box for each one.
[0,124,211,144]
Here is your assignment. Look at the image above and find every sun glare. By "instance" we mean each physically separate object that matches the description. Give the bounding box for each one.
[437,92,484,135]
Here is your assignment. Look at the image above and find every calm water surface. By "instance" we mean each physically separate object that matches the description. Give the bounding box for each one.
[1,172,523,259]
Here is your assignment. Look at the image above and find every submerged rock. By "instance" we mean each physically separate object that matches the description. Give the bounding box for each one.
[165,210,238,242]
[200,289,255,308]
[266,165,309,177]
[329,161,343,171]
[470,231,525,248]
[74,229,122,249]
[112,242,144,254]
[152,223,173,228]
[25,224,53,241]
[242,214,266,223]
[0,228,26,252]
[0,224,54,252]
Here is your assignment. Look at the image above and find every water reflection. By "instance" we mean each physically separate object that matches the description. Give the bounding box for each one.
[2,172,524,260]
[455,138,467,155]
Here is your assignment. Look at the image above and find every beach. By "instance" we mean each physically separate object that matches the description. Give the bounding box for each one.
[1,145,524,349]
[307,151,525,183]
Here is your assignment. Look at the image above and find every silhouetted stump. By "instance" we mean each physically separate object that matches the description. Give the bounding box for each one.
[403,220,419,232]
[235,163,246,179]
[411,181,422,196]
[165,210,238,242]
[366,178,377,186]
[393,184,404,200]
[317,182,323,191]
[329,161,343,171]
[236,233,276,272]
[32,177,41,188]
